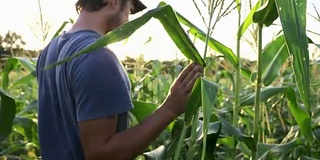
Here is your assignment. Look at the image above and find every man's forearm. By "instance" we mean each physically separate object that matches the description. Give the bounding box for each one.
[97,102,177,160]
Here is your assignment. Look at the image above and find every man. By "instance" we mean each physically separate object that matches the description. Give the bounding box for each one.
[36,0,203,159]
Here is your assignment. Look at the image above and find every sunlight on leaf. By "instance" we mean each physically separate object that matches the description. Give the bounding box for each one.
[175,12,239,68]
[238,1,259,38]
[44,3,206,70]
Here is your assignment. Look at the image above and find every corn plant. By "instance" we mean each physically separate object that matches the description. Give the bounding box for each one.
[1,0,320,159]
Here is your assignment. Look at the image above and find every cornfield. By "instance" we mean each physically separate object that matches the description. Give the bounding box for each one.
[1,0,320,159]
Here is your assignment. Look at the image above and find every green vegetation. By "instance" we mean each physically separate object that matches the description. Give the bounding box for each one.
[1,0,320,159]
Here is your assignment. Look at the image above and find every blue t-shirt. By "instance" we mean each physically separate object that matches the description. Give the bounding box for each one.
[36,30,133,160]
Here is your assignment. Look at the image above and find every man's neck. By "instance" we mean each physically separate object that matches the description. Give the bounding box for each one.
[67,11,111,36]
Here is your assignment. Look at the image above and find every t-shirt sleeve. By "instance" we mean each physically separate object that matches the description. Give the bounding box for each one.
[70,47,133,122]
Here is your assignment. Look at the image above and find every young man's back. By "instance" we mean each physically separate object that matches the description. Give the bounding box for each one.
[36,30,133,160]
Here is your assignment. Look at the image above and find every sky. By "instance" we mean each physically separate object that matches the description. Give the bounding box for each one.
[0,0,319,61]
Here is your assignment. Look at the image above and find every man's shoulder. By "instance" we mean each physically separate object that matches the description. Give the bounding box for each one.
[38,30,102,61]
[56,31,124,77]
[58,30,118,61]
[59,30,103,55]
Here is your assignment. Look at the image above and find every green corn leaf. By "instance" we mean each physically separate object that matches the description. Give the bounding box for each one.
[197,121,222,160]
[240,86,287,106]
[44,3,206,70]
[13,116,39,146]
[175,11,239,69]
[201,78,219,124]
[253,0,279,27]
[217,137,236,150]
[131,101,158,123]
[9,71,36,89]
[165,118,184,158]
[144,145,166,160]
[149,60,162,76]
[285,87,313,145]
[196,121,221,142]
[51,21,70,40]
[299,155,320,160]
[144,37,152,44]
[155,2,205,66]
[200,78,219,159]
[240,86,313,144]
[261,35,289,86]
[250,71,257,84]
[190,30,239,68]
[238,140,252,158]
[236,0,241,13]
[238,1,259,38]
[184,78,202,126]
[216,70,235,90]
[1,57,36,90]
[0,89,16,142]
[257,139,304,159]
[275,0,311,114]
[11,57,36,72]
[217,115,256,151]
[131,101,176,132]
[240,67,252,79]
[1,59,19,90]
[17,101,38,117]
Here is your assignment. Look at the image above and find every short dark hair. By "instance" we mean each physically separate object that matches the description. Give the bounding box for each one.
[75,0,130,13]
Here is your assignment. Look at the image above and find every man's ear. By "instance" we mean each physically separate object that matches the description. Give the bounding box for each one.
[107,0,119,11]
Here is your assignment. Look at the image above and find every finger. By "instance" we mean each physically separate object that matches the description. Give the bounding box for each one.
[185,72,203,93]
[176,62,196,82]
[181,65,203,86]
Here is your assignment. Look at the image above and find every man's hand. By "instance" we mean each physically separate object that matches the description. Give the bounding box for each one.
[162,62,204,117]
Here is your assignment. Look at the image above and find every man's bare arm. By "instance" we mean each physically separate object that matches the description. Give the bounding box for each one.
[79,63,203,160]
[79,102,176,160]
